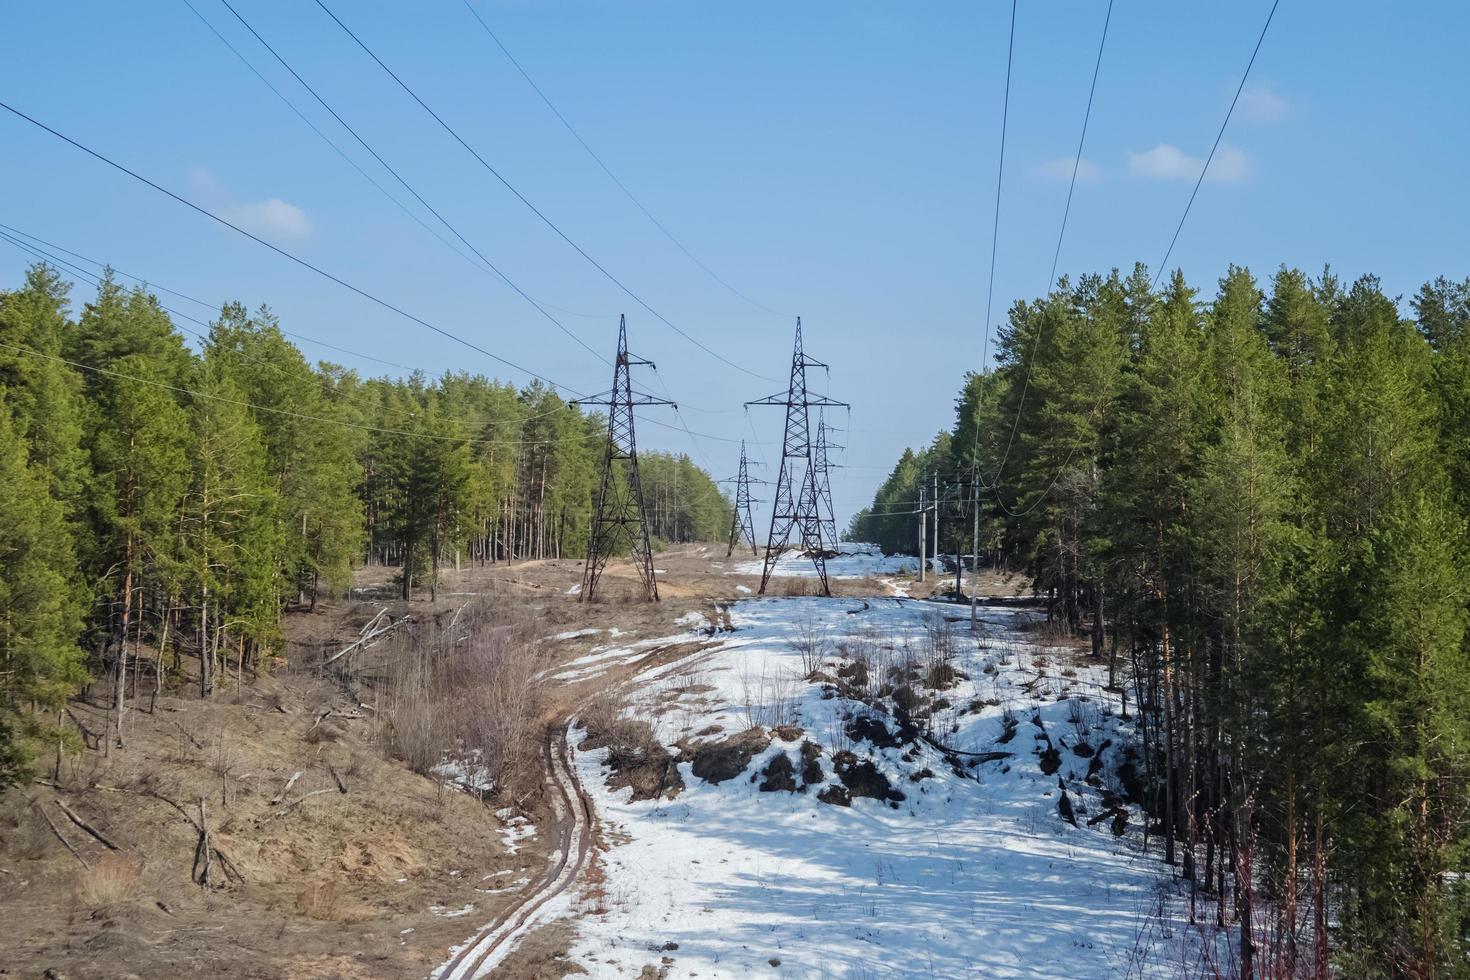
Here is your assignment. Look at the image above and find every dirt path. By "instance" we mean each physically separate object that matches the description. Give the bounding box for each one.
[436,627,728,978]
[436,722,594,979]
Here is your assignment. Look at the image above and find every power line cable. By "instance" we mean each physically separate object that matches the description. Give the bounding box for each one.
[986,0,1114,489]
[1152,0,1282,288]
[0,338,604,450]
[0,228,585,436]
[209,0,609,363]
[0,220,414,372]
[458,0,792,320]
[979,0,1018,378]
[312,0,779,383]
[0,99,584,396]
[986,0,1280,521]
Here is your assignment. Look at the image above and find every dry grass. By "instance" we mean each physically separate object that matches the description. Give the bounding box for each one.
[75,852,145,908]
[295,877,373,922]
[371,601,546,800]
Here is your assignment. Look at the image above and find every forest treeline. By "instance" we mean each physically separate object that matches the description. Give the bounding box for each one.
[0,263,730,784]
[852,265,1470,975]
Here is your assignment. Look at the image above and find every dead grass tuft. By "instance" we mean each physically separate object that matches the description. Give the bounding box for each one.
[295,877,373,922]
[75,852,145,908]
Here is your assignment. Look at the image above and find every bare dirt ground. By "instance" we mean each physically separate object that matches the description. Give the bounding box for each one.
[0,546,1025,979]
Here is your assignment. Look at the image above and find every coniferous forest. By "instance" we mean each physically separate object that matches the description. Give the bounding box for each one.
[0,263,730,782]
[852,265,1470,972]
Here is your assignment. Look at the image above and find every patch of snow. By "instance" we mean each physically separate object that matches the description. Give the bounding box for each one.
[552,627,602,641]
[430,903,476,918]
[566,583,582,595]
[568,596,1219,977]
[735,584,753,594]
[499,813,537,855]
[733,542,921,580]
[674,610,707,628]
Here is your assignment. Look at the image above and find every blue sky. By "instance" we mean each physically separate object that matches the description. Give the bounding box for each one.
[3,1,1467,526]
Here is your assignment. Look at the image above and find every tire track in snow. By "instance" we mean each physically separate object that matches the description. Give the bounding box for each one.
[435,722,593,979]
[436,632,726,978]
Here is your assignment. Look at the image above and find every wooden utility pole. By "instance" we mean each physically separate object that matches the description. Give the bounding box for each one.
[918,485,926,584]
[971,470,981,633]
[932,473,940,582]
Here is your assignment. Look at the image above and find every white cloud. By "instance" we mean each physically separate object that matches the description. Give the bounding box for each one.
[229,197,313,239]
[1238,83,1288,123]
[1127,143,1252,183]
[1035,156,1101,183]
[190,168,312,239]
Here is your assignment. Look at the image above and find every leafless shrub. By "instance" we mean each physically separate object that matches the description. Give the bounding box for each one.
[788,610,832,677]
[740,662,799,730]
[779,577,815,597]
[374,602,544,799]
[76,853,144,908]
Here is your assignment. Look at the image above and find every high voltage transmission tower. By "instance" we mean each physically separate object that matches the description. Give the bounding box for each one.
[747,318,848,596]
[722,440,762,558]
[813,410,843,554]
[572,315,672,602]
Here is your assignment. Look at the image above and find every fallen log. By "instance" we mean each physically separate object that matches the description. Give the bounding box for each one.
[272,788,334,818]
[54,798,121,851]
[320,613,409,668]
[27,796,88,868]
[271,770,302,805]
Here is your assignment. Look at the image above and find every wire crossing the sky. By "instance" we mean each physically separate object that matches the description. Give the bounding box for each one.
[312,0,779,383]
[0,99,583,396]
[210,0,608,365]
[1152,0,1282,288]
[458,0,792,321]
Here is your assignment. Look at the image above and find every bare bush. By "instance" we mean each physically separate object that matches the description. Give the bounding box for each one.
[373,602,544,800]
[788,610,832,677]
[740,662,800,730]
[75,853,144,908]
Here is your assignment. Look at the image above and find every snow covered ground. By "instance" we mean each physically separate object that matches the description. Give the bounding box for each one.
[566,596,1216,978]
[732,541,924,579]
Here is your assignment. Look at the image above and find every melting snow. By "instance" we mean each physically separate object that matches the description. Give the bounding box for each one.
[567,596,1218,977]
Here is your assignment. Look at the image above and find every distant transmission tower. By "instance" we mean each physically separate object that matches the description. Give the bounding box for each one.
[813,411,843,554]
[572,315,673,602]
[723,440,761,557]
[747,317,848,596]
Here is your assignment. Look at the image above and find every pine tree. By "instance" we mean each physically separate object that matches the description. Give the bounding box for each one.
[0,402,87,785]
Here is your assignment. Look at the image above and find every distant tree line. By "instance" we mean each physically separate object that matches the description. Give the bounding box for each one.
[0,263,729,783]
[853,264,1470,974]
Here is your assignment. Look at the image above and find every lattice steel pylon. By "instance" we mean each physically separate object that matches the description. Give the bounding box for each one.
[724,440,760,557]
[747,317,848,596]
[813,411,843,554]
[572,315,673,602]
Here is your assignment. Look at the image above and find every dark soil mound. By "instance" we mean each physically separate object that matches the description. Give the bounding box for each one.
[1037,736,1062,776]
[759,753,798,793]
[818,784,851,806]
[832,750,905,804]
[846,714,899,749]
[583,718,685,801]
[799,741,824,786]
[690,727,771,785]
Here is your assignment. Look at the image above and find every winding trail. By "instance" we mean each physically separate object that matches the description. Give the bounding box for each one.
[435,722,593,979]
[436,628,726,978]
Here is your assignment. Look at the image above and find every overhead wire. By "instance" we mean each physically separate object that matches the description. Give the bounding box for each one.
[0,229,592,437]
[0,99,586,397]
[0,338,608,450]
[182,0,612,326]
[984,0,1114,502]
[312,0,779,384]
[1152,0,1282,289]
[984,0,1279,520]
[458,0,792,321]
[209,0,610,363]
